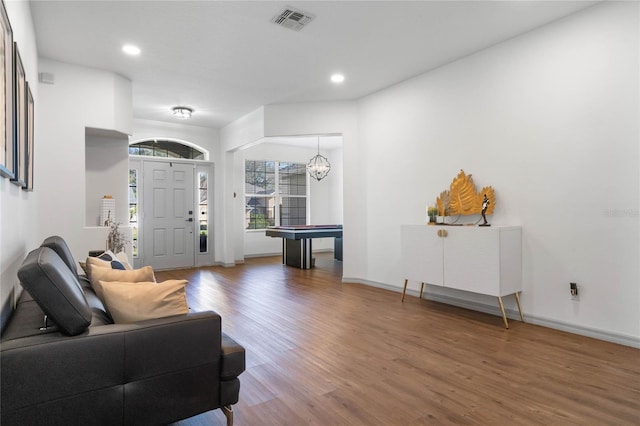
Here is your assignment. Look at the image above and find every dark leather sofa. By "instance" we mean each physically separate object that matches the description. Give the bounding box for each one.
[0,236,245,425]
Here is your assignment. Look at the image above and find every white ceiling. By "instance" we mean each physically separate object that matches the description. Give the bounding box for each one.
[31,0,597,131]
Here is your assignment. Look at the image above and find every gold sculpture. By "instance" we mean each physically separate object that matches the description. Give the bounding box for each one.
[436,190,449,217]
[436,170,495,220]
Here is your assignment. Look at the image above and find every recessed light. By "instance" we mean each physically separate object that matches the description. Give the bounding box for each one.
[331,74,345,83]
[122,44,141,56]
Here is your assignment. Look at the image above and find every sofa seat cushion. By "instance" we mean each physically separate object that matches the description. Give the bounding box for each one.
[17,247,92,336]
[0,292,55,341]
[100,280,189,324]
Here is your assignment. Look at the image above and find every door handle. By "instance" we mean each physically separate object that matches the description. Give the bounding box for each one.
[186,218,193,222]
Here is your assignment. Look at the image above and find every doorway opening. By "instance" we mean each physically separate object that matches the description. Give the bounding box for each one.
[129,139,212,270]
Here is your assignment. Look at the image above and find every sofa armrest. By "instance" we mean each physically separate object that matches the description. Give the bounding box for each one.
[1,311,222,422]
[221,332,245,380]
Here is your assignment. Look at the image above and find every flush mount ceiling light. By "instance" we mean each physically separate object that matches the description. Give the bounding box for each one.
[307,136,331,181]
[122,44,141,55]
[172,106,193,119]
[331,74,345,83]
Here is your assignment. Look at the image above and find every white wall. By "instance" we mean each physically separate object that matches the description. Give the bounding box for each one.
[355,2,639,343]
[36,58,132,270]
[312,145,343,227]
[85,129,129,227]
[217,108,266,265]
[0,2,38,321]
[221,107,264,152]
[237,142,343,257]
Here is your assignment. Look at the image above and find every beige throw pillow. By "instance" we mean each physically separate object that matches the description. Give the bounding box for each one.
[99,280,189,324]
[82,255,131,280]
[90,266,156,302]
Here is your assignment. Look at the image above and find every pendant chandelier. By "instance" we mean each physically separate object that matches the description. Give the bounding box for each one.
[307,136,331,181]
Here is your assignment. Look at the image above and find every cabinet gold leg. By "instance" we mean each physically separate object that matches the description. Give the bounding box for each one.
[497,297,509,329]
[419,282,425,299]
[514,292,524,322]
[402,279,408,302]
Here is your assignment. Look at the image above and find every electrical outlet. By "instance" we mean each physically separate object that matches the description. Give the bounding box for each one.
[570,282,579,300]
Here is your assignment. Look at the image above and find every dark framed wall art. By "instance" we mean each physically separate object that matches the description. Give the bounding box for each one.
[11,41,25,187]
[0,0,14,179]
[25,81,33,190]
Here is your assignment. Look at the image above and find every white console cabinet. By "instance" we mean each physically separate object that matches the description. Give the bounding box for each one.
[401,225,523,328]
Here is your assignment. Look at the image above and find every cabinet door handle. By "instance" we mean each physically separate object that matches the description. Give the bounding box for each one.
[437,229,448,238]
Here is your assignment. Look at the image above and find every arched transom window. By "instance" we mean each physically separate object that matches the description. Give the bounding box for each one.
[129,139,207,160]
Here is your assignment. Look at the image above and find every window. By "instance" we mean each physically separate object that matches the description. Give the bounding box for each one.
[128,168,139,257]
[278,162,307,225]
[198,172,208,253]
[129,139,205,159]
[245,160,307,230]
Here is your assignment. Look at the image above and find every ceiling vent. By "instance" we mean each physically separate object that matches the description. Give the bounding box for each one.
[271,6,315,31]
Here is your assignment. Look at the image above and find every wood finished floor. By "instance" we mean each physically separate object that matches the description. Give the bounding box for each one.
[160,253,640,425]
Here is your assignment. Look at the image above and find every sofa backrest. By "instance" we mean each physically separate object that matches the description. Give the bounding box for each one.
[17,247,92,336]
[41,235,80,279]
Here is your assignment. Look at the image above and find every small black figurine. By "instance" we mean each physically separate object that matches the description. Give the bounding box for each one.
[479,194,491,227]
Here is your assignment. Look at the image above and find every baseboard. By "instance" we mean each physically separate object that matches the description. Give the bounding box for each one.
[342,277,640,348]
[243,253,280,259]
[522,314,640,348]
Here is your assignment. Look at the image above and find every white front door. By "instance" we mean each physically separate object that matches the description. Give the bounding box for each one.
[143,161,195,270]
